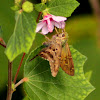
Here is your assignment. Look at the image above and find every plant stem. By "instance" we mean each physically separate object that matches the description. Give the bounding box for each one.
[0,42,6,48]
[13,77,28,91]
[0,38,6,48]
[36,12,42,23]
[13,53,26,84]
[6,61,12,100]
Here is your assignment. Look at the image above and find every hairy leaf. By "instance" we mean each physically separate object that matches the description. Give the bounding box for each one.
[35,3,47,12]
[47,0,80,17]
[24,46,95,100]
[5,11,37,62]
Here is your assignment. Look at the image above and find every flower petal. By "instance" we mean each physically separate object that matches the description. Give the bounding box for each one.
[52,15,67,22]
[54,21,65,29]
[61,21,65,29]
[54,22,61,28]
[36,21,46,32]
[43,14,52,21]
[42,24,49,34]
[47,19,54,32]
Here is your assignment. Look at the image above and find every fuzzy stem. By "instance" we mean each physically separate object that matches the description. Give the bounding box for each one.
[6,62,12,100]
[13,53,26,84]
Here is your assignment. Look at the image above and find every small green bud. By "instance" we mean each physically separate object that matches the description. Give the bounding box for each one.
[15,0,22,4]
[22,1,33,13]
[41,0,51,3]
[41,0,47,3]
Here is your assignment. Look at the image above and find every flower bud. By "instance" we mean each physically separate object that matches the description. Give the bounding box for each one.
[22,1,34,13]
[41,0,47,3]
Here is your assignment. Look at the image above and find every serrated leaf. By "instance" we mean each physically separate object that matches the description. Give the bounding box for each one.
[35,3,47,12]
[5,11,37,62]
[24,46,95,100]
[47,0,80,17]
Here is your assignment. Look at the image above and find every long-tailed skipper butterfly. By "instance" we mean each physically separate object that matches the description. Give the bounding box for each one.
[30,30,74,77]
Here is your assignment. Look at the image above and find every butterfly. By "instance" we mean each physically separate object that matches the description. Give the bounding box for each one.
[37,30,74,77]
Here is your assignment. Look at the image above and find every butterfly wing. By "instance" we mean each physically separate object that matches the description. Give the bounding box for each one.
[39,44,61,77]
[60,42,74,76]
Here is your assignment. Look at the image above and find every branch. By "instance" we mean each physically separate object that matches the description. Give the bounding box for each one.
[36,12,42,23]
[89,0,100,17]
[6,62,12,100]
[0,42,6,48]
[89,0,100,47]
[13,53,26,84]
[0,38,6,48]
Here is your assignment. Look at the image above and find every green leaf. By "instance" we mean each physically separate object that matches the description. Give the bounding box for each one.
[5,11,37,62]
[23,96,30,100]
[24,46,95,100]
[85,70,93,81]
[35,3,47,12]
[47,0,80,17]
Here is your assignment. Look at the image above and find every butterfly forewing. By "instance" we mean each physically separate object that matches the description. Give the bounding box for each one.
[39,42,61,77]
[60,42,74,76]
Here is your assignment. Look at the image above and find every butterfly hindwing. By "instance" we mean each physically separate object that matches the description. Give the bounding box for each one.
[60,42,74,76]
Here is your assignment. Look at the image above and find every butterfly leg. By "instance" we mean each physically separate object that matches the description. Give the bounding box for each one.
[55,27,59,34]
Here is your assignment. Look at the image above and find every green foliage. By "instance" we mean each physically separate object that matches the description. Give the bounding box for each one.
[47,0,80,17]
[35,3,47,12]
[5,11,37,62]
[23,96,30,100]
[24,46,95,100]
[35,0,79,17]
[85,70,93,81]
[5,0,80,61]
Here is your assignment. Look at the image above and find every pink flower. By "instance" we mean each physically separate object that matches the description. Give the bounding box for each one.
[36,14,67,34]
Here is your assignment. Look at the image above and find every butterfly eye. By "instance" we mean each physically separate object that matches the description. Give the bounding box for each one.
[49,47,51,49]
[62,34,65,37]
[56,34,58,37]
[53,49,55,51]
